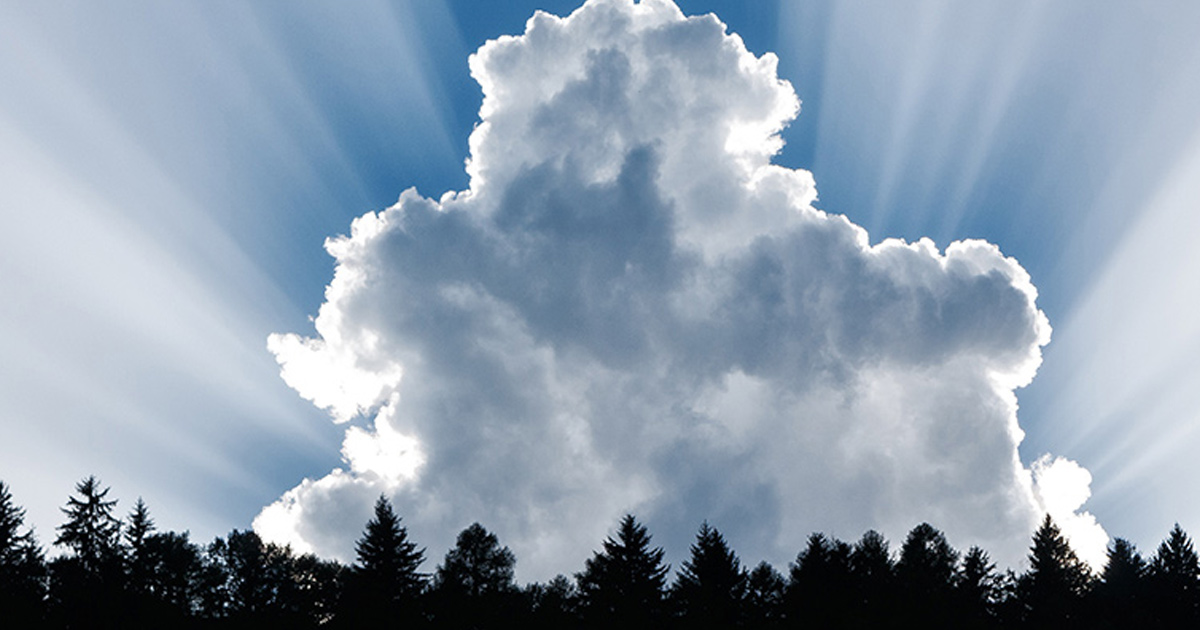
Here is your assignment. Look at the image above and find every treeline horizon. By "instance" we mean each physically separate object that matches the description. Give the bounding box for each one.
[2,476,1198,629]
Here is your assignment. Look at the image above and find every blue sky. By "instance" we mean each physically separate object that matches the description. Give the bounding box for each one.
[2,0,1199,577]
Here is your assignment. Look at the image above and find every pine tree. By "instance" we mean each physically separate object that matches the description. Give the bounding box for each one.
[1092,538,1145,629]
[0,481,47,628]
[346,495,426,624]
[745,561,785,628]
[671,522,746,624]
[576,514,669,628]
[785,533,853,628]
[55,475,123,575]
[896,522,959,626]
[51,476,127,629]
[124,498,155,597]
[1019,514,1091,628]
[956,546,1000,628]
[1149,523,1200,626]
[850,530,894,627]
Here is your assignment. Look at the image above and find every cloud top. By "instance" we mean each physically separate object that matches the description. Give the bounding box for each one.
[259,0,1102,578]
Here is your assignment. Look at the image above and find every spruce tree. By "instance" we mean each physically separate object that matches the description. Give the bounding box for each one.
[896,522,958,626]
[956,546,1000,628]
[1149,524,1200,626]
[51,476,127,629]
[1093,538,1145,629]
[671,522,746,624]
[850,530,894,627]
[55,475,122,575]
[346,495,426,624]
[745,561,785,628]
[0,481,47,627]
[786,533,853,627]
[576,514,669,628]
[1019,514,1091,628]
[124,498,155,597]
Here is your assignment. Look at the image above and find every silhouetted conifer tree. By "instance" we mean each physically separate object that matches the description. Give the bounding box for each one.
[955,546,1001,629]
[1018,514,1091,629]
[0,481,47,628]
[896,522,959,627]
[432,522,519,629]
[1148,523,1200,626]
[744,561,785,629]
[577,514,669,629]
[849,529,894,626]
[1091,537,1145,630]
[51,476,127,629]
[124,498,155,597]
[55,476,123,576]
[786,533,853,628]
[342,495,426,626]
[671,522,746,625]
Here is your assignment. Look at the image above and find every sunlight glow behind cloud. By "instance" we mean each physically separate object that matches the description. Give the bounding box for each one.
[259,0,1107,578]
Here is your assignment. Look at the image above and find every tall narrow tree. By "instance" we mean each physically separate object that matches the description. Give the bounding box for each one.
[956,546,1000,628]
[124,498,155,597]
[55,476,123,575]
[850,530,894,627]
[1148,524,1200,626]
[345,495,426,625]
[896,522,959,627]
[671,522,746,625]
[1018,514,1092,628]
[786,533,853,628]
[577,514,669,628]
[0,481,47,628]
[51,476,126,629]
[1092,538,1146,630]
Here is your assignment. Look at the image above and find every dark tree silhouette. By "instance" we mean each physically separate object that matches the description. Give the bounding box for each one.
[849,529,894,626]
[0,481,47,628]
[1018,514,1092,629]
[1091,537,1145,629]
[200,529,339,627]
[50,476,127,629]
[55,475,123,575]
[432,522,519,628]
[896,522,959,627]
[139,530,203,622]
[576,514,669,629]
[786,533,853,628]
[1148,523,1200,626]
[526,574,579,629]
[203,530,272,620]
[744,561,785,629]
[124,498,155,597]
[343,495,426,626]
[671,522,746,625]
[956,546,1001,628]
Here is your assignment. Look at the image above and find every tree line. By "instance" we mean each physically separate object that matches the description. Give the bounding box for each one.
[2,476,1199,628]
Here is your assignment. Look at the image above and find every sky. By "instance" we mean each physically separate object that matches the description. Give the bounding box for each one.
[2,0,1199,582]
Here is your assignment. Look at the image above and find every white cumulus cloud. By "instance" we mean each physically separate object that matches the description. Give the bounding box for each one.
[258,0,1104,579]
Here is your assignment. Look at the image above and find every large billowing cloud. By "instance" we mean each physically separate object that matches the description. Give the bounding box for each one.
[257,0,1105,578]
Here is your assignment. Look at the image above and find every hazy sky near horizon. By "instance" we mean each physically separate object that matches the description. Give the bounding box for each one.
[2,0,1199,581]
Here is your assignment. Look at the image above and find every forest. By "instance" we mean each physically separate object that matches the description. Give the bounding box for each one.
[1,476,1197,629]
